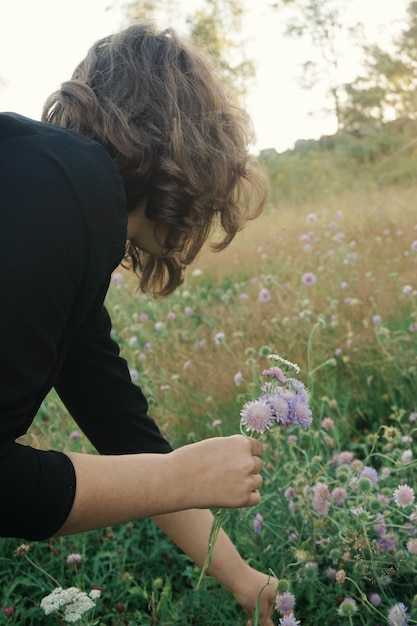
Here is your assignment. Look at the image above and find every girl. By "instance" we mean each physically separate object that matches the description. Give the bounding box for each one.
[0,23,276,624]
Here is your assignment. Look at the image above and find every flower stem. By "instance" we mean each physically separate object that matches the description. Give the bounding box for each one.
[196,509,225,590]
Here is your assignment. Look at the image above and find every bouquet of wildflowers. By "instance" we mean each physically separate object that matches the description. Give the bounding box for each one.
[239,354,312,436]
[197,353,313,607]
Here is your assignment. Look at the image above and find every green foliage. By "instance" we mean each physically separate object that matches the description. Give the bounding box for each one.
[118,0,254,103]
[261,118,417,205]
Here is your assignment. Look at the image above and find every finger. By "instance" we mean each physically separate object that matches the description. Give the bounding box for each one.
[252,456,263,474]
[252,473,263,490]
[250,438,264,457]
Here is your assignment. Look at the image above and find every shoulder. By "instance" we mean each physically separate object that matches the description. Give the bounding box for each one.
[0,113,127,276]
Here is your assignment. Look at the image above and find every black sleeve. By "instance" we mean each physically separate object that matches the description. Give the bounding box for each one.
[0,114,128,540]
[55,306,173,456]
[0,446,76,541]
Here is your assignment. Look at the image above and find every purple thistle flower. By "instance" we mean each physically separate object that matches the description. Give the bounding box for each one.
[266,391,291,426]
[253,513,263,534]
[290,396,313,428]
[278,615,300,626]
[302,272,316,286]
[411,240,417,252]
[233,371,243,387]
[262,366,287,382]
[368,593,382,607]
[393,485,415,507]
[312,482,330,515]
[376,536,396,552]
[331,487,347,506]
[66,553,83,565]
[406,538,417,555]
[388,602,410,626]
[360,466,378,484]
[287,378,310,403]
[259,287,271,302]
[275,592,296,614]
[240,399,275,434]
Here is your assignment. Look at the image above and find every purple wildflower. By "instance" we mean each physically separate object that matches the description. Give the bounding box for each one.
[393,485,415,508]
[240,399,275,434]
[312,482,330,515]
[360,466,378,484]
[259,288,271,302]
[275,592,296,614]
[372,315,382,326]
[278,615,300,626]
[233,371,243,387]
[2,606,15,617]
[388,602,410,626]
[406,538,417,555]
[376,536,396,552]
[262,366,287,382]
[266,391,290,426]
[129,368,139,382]
[302,272,316,286]
[290,396,313,428]
[321,417,334,431]
[66,554,83,565]
[253,513,263,534]
[368,593,382,607]
[331,487,347,506]
[112,272,123,284]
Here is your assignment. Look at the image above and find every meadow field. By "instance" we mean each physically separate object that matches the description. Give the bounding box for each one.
[1,130,417,625]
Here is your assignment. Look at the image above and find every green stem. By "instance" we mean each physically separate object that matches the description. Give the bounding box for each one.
[196,509,226,590]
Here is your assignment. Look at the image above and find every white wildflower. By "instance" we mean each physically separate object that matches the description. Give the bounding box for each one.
[40,586,99,622]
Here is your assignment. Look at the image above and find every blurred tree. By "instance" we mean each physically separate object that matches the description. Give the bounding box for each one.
[273,0,363,130]
[340,1,417,129]
[117,0,254,103]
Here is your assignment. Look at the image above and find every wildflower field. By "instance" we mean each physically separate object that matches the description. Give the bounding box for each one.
[1,136,417,625]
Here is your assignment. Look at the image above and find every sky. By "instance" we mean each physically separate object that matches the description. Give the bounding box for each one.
[0,0,410,153]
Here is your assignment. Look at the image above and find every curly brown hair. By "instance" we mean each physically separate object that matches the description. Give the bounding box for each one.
[42,23,268,297]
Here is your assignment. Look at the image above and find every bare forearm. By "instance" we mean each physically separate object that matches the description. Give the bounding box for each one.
[151,509,246,593]
[54,435,263,537]
[151,508,278,624]
[55,451,187,536]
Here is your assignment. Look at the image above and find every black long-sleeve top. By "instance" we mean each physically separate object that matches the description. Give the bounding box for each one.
[0,113,172,541]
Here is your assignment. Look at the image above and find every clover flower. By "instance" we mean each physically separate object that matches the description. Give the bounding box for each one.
[393,485,415,508]
[387,602,410,626]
